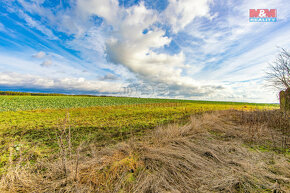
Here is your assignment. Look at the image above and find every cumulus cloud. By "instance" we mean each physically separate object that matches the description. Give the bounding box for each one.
[3,0,217,99]
[32,52,53,67]
[78,0,215,95]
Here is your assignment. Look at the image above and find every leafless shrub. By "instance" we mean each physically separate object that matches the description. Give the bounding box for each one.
[266,48,290,90]
[55,112,73,178]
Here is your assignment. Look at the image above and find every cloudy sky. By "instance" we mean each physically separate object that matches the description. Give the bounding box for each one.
[0,0,289,103]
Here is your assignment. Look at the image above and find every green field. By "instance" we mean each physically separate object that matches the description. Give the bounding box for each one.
[0,95,278,173]
[0,95,277,112]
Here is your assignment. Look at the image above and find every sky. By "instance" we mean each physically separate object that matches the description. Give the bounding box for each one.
[0,0,289,103]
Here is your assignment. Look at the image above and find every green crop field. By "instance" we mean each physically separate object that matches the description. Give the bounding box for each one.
[0,95,278,173]
[0,95,277,112]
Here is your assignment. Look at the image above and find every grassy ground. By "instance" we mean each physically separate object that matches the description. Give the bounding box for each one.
[1,110,289,192]
[0,99,277,173]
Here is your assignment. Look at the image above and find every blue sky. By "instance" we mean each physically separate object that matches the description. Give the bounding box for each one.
[0,0,289,102]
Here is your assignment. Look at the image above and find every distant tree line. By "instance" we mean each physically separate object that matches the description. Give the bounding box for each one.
[0,91,113,97]
[0,91,67,96]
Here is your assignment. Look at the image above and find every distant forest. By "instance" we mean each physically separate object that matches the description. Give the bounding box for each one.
[0,91,106,97]
[0,91,67,96]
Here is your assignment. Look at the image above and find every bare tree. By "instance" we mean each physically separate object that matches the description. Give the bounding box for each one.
[266,48,290,90]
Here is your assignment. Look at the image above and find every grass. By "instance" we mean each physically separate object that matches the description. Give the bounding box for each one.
[1,110,289,192]
[0,94,281,188]
[0,99,277,173]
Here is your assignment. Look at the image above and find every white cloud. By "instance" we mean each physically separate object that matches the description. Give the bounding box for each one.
[181,0,290,83]
[2,0,288,103]
[40,59,52,67]
[9,0,216,96]
[164,0,212,33]
[0,72,123,93]
[77,0,216,95]
[32,51,46,58]
[18,10,58,40]
[78,0,120,24]
[0,51,101,80]
[32,52,53,67]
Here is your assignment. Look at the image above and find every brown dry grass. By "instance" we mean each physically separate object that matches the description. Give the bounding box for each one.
[1,110,289,193]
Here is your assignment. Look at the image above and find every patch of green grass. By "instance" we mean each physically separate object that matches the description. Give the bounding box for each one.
[246,144,290,156]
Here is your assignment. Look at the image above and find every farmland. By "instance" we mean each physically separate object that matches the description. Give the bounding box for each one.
[0,95,277,112]
[0,95,288,192]
[0,96,278,172]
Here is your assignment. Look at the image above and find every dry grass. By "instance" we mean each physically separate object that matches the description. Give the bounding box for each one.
[231,110,289,153]
[0,110,289,192]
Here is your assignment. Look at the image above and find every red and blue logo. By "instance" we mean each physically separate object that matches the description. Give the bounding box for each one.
[249,9,277,22]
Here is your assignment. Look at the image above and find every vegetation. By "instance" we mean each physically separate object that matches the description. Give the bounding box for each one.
[0,95,277,172]
[266,48,290,90]
[0,91,111,97]
[0,93,285,192]
[0,95,277,112]
[0,91,67,96]
[1,110,289,192]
